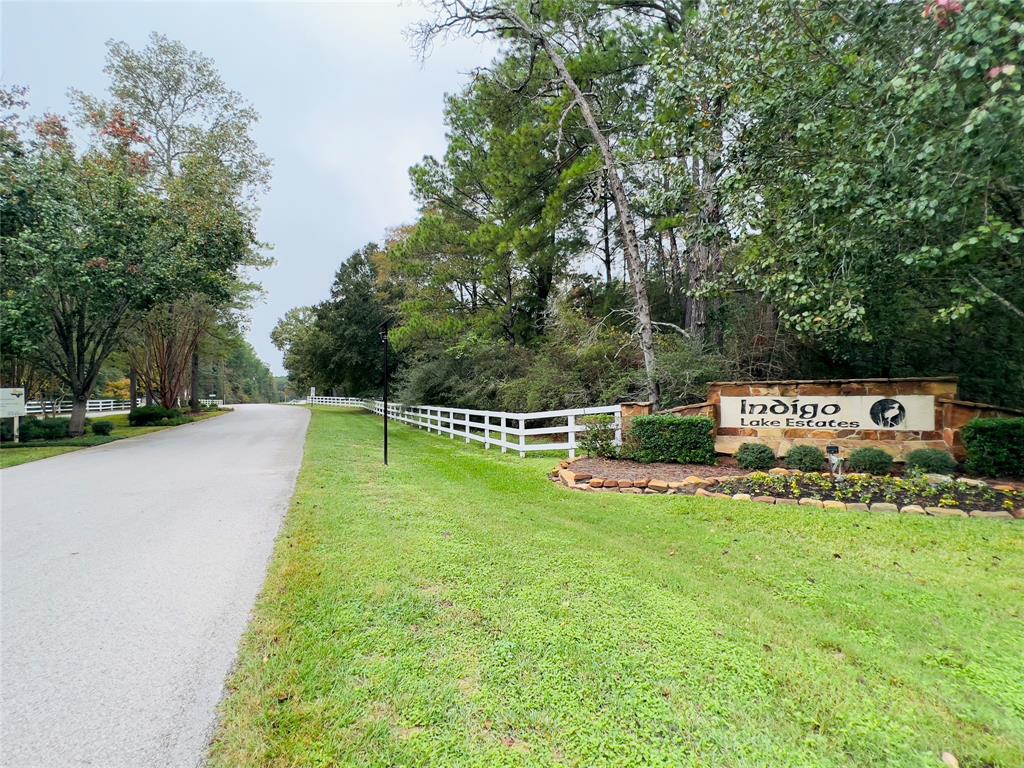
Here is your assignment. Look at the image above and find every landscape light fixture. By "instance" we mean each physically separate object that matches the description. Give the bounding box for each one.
[379,319,390,466]
[826,444,844,478]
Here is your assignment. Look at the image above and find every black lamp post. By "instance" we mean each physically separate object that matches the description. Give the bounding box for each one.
[380,319,389,466]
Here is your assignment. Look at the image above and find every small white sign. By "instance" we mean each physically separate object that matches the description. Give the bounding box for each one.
[720,395,935,431]
[0,391,27,421]
[0,388,27,418]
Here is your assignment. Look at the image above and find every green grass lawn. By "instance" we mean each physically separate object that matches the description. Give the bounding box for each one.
[210,407,1024,768]
[0,445,84,468]
[0,409,229,468]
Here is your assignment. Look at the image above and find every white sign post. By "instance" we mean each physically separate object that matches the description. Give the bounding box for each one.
[1,387,28,443]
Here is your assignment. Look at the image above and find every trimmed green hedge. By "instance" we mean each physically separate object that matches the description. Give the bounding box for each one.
[905,448,957,475]
[785,445,826,472]
[626,415,716,465]
[736,442,775,471]
[847,447,894,475]
[129,405,182,426]
[19,417,71,441]
[962,417,1024,478]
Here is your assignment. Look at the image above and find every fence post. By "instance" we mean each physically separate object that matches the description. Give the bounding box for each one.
[614,405,623,447]
[484,416,490,449]
[500,416,507,454]
[568,414,576,460]
[518,417,526,458]
[465,413,471,443]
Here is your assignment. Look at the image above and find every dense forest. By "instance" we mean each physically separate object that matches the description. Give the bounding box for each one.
[275,0,1023,411]
[1,35,279,431]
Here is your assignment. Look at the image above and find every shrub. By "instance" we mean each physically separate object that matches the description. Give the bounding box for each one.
[19,417,71,441]
[736,442,775,471]
[578,414,617,458]
[905,448,957,475]
[847,447,894,475]
[129,405,180,426]
[962,417,1024,478]
[626,415,716,465]
[161,416,194,426]
[0,420,12,442]
[91,421,114,436]
[785,445,826,472]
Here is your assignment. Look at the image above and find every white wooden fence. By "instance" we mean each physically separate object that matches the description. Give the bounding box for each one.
[25,398,143,415]
[306,396,621,459]
[24,397,224,415]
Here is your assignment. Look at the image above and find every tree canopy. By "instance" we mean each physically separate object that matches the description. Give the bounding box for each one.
[1,35,276,433]
[276,1,1024,410]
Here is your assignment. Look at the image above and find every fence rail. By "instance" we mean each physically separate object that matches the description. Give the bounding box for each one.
[306,396,621,459]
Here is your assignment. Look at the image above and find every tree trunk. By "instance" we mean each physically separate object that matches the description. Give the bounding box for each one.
[129,368,138,409]
[531,28,659,406]
[189,350,200,412]
[69,394,88,437]
[602,177,613,286]
[668,228,685,322]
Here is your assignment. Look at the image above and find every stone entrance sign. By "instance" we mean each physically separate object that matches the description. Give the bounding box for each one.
[631,377,1023,460]
[720,395,936,431]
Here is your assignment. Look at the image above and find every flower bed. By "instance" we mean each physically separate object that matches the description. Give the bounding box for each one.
[715,471,1022,515]
[552,460,1024,520]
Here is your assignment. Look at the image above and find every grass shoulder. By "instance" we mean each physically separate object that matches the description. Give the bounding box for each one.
[210,407,1024,768]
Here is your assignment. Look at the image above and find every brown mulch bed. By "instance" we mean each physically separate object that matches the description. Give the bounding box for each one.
[570,456,742,482]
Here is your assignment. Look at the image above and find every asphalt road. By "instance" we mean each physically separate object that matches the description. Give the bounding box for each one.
[1,404,310,767]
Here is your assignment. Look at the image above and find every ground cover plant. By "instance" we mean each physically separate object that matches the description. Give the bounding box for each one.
[210,407,1024,767]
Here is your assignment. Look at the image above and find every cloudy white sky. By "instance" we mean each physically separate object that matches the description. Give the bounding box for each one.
[2,1,494,374]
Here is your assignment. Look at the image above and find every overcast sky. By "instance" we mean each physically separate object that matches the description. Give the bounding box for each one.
[2,1,493,374]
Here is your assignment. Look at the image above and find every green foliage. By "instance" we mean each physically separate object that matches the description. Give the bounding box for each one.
[847,448,895,476]
[906,449,958,475]
[963,418,1024,478]
[19,417,71,441]
[91,420,114,436]
[785,445,826,472]
[577,414,617,458]
[128,405,181,426]
[736,442,775,471]
[626,415,716,465]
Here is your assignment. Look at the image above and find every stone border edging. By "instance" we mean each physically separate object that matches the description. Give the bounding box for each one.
[550,460,1022,521]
